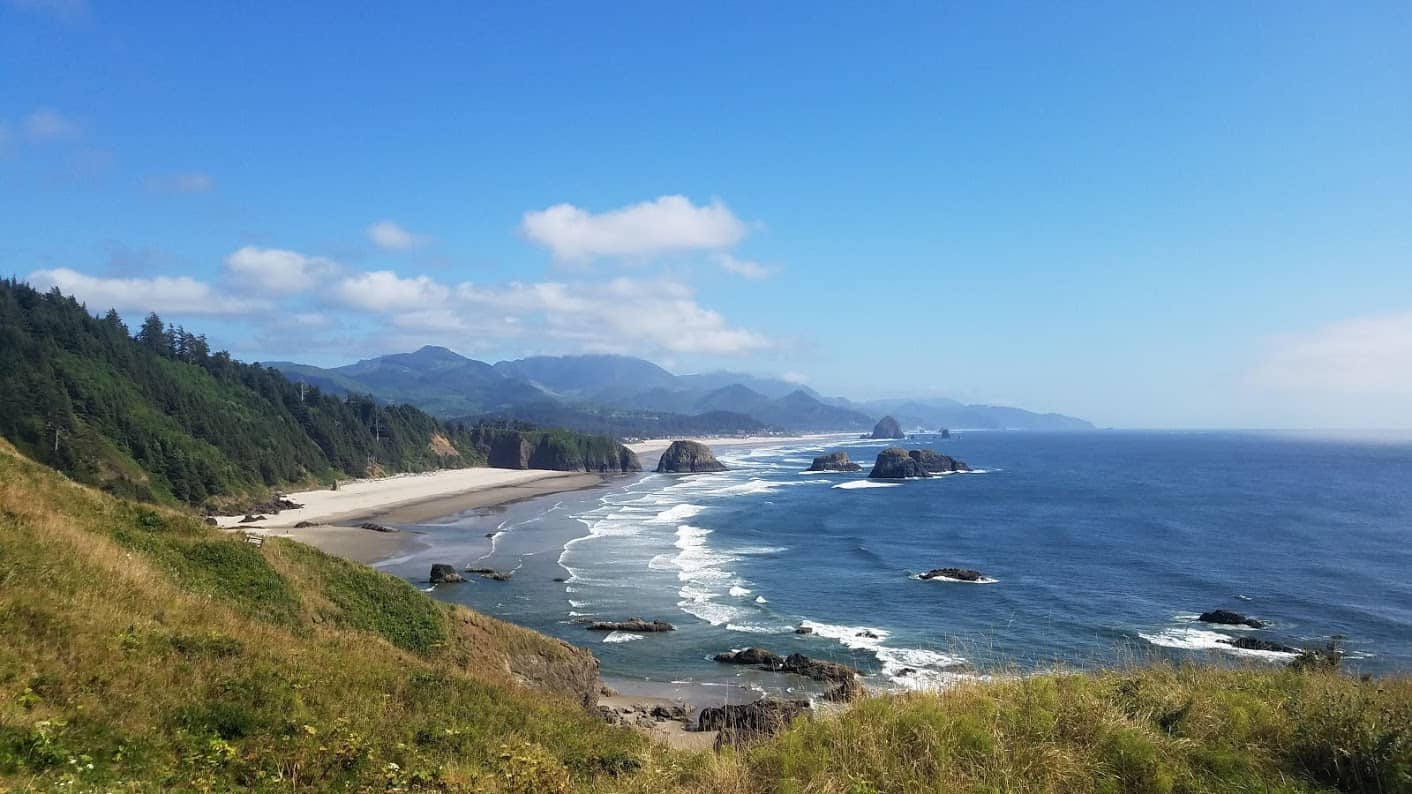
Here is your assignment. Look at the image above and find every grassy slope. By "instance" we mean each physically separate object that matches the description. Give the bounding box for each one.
[0,440,642,791]
[2,437,1409,792]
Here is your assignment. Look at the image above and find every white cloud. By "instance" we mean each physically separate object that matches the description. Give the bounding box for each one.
[147,171,215,194]
[28,268,268,316]
[325,268,769,355]
[367,220,428,250]
[1251,311,1412,397]
[331,270,451,312]
[223,246,339,293]
[716,252,773,279]
[521,195,749,262]
[781,371,810,384]
[23,108,80,141]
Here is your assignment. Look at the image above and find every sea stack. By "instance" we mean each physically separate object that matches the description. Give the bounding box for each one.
[870,416,906,439]
[869,447,931,478]
[807,451,862,472]
[908,449,969,474]
[655,440,727,473]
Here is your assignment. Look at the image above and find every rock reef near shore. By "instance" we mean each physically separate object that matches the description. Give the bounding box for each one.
[587,618,675,632]
[807,451,862,472]
[655,440,728,473]
[484,430,641,473]
[1199,610,1265,629]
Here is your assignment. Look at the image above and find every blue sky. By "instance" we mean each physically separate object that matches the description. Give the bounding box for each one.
[2,1,1409,428]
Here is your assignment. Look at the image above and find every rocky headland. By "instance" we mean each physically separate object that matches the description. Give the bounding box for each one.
[869,447,970,478]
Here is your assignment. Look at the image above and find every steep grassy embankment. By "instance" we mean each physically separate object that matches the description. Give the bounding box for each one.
[0,440,643,791]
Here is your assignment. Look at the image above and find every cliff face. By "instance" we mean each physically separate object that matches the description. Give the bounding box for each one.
[655,440,728,473]
[870,416,906,439]
[482,430,641,472]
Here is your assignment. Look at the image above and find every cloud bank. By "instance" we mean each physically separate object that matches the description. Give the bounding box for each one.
[367,220,428,251]
[1251,311,1412,398]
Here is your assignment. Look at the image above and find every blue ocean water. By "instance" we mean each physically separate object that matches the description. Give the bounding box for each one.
[379,431,1412,695]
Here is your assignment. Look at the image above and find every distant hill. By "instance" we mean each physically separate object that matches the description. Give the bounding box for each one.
[268,349,1092,435]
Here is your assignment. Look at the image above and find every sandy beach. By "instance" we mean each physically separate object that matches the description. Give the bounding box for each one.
[216,467,608,563]
[628,432,856,466]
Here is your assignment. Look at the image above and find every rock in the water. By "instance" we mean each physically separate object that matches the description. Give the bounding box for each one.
[465,567,513,581]
[1198,610,1265,629]
[870,416,906,439]
[429,564,464,584]
[908,449,970,474]
[868,447,931,479]
[1220,636,1297,654]
[293,520,320,528]
[359,522,397,533]
[807,451,862,472]
[856,630,880,639]
[238,514,266,523]
[939,428,951,438]
[713,647,784,666]
[698,698,811,745]
[768,653,859,685]
[920,567,984,582]
[794,625,814,634]
[655,441,728,473]
[587,618,675,632]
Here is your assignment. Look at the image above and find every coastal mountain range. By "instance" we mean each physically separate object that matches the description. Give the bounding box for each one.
[267,347,1093,436]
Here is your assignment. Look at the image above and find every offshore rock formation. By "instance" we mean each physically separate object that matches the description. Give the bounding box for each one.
[920,567,984,582]
[807,451,862,472]
[869,447,931,479]
[870,415,906,439]
[655,440,728,473]
[586,618,675,632]
[908,449,970,474]
[869,447,970,478]
[1199,610,1265,629]
[429,564,464,584]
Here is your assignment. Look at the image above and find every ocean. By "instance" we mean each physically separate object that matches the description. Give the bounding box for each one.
[377,430,1412,699]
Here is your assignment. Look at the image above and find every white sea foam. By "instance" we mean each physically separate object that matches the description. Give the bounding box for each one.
[755,595,768,604]
[602,631,644,643]
[725,623,790,634]
[799,621,975,691]
[729,585,753,597]
[1140,628,1298,661]
[833,480,899,490]
[651,503,707,523]
[568,599,588,608]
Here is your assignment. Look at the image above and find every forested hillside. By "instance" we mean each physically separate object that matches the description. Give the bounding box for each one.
[0,281,489,507]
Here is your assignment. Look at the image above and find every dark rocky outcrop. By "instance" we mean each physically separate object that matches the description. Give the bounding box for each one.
[939,428,951,438]
[359,522,398,533]
[870,416,906,439]
[823,676,864,703]
[698,698,811,745]
[767,653,860,685]
[1199,610,1265,629]
[655,441,728,473]
[465,567,513,581]
[868,447,931,479]
[712,647,784,666]
[238,514,267,523]
[429,564,464,584]
[203,517,218,526]
[908,449,970,474]
[794,625,814,634]
[807,451,862,472]
[1221,636,1297,654]
[293,520,321,528]
[587,618,675,632]
[920,567,984,582]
